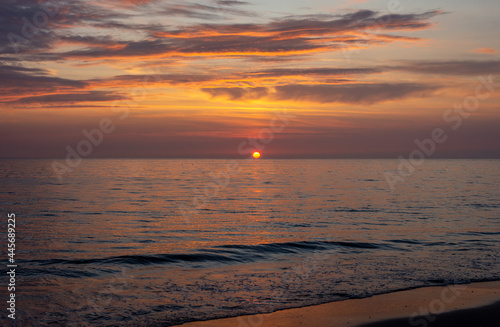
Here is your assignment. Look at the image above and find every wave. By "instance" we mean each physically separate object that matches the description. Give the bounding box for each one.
[24,240,401,268]
[22,238,488,270]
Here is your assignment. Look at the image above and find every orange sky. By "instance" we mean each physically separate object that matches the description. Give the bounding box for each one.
[1,0,499,158]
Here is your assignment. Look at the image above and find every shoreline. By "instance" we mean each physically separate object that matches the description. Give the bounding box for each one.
[174,280,500,327]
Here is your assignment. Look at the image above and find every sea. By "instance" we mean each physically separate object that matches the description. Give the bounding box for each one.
[0,159,499,326]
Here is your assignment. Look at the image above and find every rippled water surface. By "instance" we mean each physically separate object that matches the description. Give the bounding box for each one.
[0,159,499,326]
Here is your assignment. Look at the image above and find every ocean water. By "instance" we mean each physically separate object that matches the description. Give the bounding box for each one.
[0,159,499,326]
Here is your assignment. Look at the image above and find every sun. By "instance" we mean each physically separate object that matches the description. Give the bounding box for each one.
[252,151,261,159]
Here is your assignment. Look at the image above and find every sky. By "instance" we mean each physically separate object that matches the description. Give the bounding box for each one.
[1,0,499,158]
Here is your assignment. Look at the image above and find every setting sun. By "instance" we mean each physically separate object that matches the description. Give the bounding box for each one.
[252,151,261,159]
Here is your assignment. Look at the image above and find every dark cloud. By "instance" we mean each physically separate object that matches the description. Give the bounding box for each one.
[90,66,381,89]
[59,35,327,60]
[0,0,144,56]
[0,63,87,100]
[274,83,439,104]
[265,10,443,38]
[109,0,156,5]
[202,83,439,104]
[92,73,216,87]
[248,67,381,78]
[156,0,255,20]
[245,55,308,63]
[178,35,326,54]
[0,0,441,62]
[395,60,500,75]
[0,2,448,109]
[9,91,128,104]
[202,87,268,100]
[242,61,500,80]
[215,0,250,6]
[60,39,173,59]
[152,10,440,58]
[160,9,442,39]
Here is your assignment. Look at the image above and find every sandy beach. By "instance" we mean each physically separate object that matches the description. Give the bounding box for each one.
[175,281,500,327]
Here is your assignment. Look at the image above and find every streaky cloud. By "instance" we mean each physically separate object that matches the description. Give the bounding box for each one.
[395,60,500,76]
[273,83,439,104]
[8,91,128,104]
[201,82,439,104]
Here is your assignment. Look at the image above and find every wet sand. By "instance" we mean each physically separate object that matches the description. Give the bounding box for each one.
[174,281,500,327]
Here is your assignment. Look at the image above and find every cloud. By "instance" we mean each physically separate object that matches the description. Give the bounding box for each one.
[0,2,440,63]
[202,87,269,100]
[264,10,442,37]
[91,73,216,88]
[273,83,438,104]
[0,63,87,102]
[157,0,254,20]
[246,67,381,78]
[0,2,447,109]
[59,34,328,60]
[109,0,156,5]
[9,91,128,104]
[143,10,439,59]
[0,0,133,55]
[215,0,250,6]
[395,60,500,75]
[202,83,439,104]
[473,47,498,55]
[92,66,381,89]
